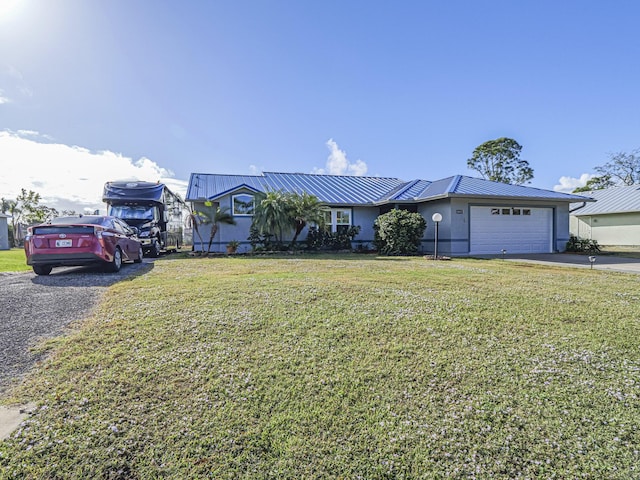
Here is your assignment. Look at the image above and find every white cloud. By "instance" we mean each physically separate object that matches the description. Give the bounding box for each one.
[0,130,188,214]
[312,139,368,176]
[553,173,594,193]
[248,164,263,175]
[0,90,9,104]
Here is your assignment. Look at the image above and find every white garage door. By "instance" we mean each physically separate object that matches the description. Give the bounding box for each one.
[470,206,553,254]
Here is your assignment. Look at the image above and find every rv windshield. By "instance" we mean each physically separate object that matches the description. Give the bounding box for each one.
[109,205,156,221]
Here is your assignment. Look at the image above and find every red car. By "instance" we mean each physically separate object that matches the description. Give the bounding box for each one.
[24,215,144,275]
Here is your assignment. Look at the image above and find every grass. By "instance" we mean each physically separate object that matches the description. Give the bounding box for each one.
[0,248,30,272]
[1,254,640,478]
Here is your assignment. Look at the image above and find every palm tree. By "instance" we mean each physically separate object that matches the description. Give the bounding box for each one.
[252,191,291,248]
[206,205,236,253]
[184,208,205,253]
[192,202,236,254]
[287,191,327,248]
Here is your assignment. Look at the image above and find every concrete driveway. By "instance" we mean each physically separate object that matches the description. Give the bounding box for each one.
[475,253,640,274]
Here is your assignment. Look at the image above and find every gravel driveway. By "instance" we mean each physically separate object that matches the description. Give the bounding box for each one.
[0,261,153,395]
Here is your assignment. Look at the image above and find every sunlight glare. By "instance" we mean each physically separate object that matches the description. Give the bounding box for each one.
[0,0,23,21]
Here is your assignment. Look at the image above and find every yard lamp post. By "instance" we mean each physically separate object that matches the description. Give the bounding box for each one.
[432,213,442,260]
[588,255,596,270]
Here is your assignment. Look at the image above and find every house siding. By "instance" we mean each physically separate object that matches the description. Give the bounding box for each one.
[352,206,379,248]
[417,199,453,255]
[571,212,640,246]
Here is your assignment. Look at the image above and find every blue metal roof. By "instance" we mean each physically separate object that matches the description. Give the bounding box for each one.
[571,185,640,215]
[187,172,404,205]
[440,175,593,201]
[186,172,593,205]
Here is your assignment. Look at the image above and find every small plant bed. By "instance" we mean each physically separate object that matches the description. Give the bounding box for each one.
[2,255,640,478]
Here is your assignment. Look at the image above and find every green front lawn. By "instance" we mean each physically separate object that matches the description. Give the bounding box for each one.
[0,248,30,272]
[1,255,639,478]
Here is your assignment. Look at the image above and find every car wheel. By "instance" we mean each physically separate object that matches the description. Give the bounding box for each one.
[150,238,161,257]
[33,265,52,275]
[106,247,123,272]
[134,244,144,263]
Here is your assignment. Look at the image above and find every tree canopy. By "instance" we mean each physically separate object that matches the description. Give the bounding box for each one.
[593,149,640,186]
[1,189,59,246]
[572,174,615,193]
[467,137,533,185]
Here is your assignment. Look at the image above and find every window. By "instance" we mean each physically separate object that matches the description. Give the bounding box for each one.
[232,194,255,216]
[512,208,521,215]
[523,209,531,216]
[491,208,500,215]
[321,208,352,233]
[502,208,511,215]
[335,210,351,233]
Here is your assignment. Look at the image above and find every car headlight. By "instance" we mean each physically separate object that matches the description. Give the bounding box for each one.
[138,231,150,237]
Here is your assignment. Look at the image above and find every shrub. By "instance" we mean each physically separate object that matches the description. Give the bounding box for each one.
[374,209,426,255]
[566,234,601,253]
[248,226,274,252]
[305,226,361,251]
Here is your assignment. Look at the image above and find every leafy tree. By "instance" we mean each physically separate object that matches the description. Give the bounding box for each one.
[572,174,615,193]
[0,198,14,215]
[593,149,640,186]
[373,209,426,255]
[2,189,57,246]
[467,137,533,185]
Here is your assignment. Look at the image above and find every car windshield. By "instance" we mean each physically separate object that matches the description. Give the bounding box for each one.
[109,206,155,221]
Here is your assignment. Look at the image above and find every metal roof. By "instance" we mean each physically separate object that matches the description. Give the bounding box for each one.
[440,175,592,201]
[187,172,404,205]
[186,172,592,205]
[570,185,640,215]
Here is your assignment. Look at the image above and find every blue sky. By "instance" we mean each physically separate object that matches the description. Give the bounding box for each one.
[1,0,639,212]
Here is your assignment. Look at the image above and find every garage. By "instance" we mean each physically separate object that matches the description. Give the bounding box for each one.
[470,206,553,254]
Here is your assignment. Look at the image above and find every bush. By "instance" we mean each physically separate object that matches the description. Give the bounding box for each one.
[566,234,601,253]
[305,226,361,251]
[248,226,274,252]
[374,210,426,255]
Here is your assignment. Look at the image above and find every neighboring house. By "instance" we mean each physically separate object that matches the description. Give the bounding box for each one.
[570,185,640,245]
[186,172,592,255]
[0,214,9,250]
